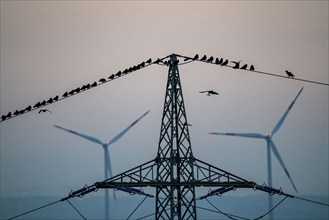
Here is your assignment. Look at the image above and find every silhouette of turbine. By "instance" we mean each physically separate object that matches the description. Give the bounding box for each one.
[210,87,303,220]
[54,110,150,220]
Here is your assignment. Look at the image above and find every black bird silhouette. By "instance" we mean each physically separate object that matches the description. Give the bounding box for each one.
[47,98,53,104]
[199,90,219,96]
[53,96,59,101]
[75,87,81,93]
[221,59,229,66]
[285,70,295,78]
[99,78,106,83]
[139,61,145,67]
[40,100,46,106]
[1,112,12,121]
[33,102,41,108]
[13,110,20,115]
[62,92,68,97]
[68,89,75,96]
[231,60,242,69]
[146,58,152,64]
[240,64,248,70]
[38,109,52,114]
[91,82,97,87]
[250,65,255,71]
[207,56,214,63]
[154,58,163,64]
[108,74,115,80]
[25,105,32,111]
[215,58,223,65]
[200,55,207,61]
[193,54,199,60]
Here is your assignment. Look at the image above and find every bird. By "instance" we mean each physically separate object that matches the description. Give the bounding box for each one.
[207,56,214,63]
[192,54,199,60]
[154,58,163,64]
[200,55,207,61]
[199,90,219,96]
[40,100,46,106]
[139,61,145,68]
[108,74,115,80]
[146,58,152,64]
[25,105,32,111]
[62,92,68,97]
[240,64,248,70]
[231,60,242,69]
[38,109,52,114]
[13,110,20,115]
[47,98,53,104]
[285,70,295,78]
[215,58,223,65]
[75,87,81,93]
[53,96,59,101]
[68,89,75,96]
[99,78,106,83]
[250,65,255,71]
[33,102,41,108]
[221,59,229,66]
[1,112,12,121]
[91,82,97,87]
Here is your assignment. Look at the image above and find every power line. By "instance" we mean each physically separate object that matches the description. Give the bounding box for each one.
[66,200,88,220]
[7,199,62,220]
[0,55,169,123]
[126,196,148,220]
[176,54,329,86]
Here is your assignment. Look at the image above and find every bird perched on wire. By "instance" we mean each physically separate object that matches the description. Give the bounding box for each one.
[193,54,199,60]
[38,109,52,114]
[199,90,219,96]
[231,60,242,69]
[285,70,295,78]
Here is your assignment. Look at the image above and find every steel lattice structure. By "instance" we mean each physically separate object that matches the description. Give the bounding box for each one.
[96,54,254,219]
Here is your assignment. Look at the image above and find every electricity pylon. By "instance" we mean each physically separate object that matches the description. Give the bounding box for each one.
[96,54,254,219]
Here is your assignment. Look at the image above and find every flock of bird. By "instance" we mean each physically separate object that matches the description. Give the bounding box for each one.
[0,53,296,122]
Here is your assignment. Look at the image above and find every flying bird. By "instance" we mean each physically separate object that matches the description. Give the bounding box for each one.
[231,60,242,69]
[192,54,199,60]
[199,90,219,96]
[38,109,52,114]
[285,70,295,78]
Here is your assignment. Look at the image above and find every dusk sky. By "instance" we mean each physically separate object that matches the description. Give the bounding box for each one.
[1,1,328,219]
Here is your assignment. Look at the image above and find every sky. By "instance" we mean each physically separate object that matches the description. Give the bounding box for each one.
[1,1,328,219]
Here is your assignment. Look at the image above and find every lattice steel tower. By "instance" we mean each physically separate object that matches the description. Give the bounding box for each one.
[96,53,253,220]
[155,54,196,219]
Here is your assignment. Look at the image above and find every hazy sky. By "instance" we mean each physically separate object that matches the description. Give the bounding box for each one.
[0,0,328,217]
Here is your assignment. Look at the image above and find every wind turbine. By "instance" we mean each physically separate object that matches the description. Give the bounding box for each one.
[209,87,303,220]
[54,110,150,220]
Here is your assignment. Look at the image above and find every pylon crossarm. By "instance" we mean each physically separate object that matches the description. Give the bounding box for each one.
[96,159,158,187]
[193,158,251,185]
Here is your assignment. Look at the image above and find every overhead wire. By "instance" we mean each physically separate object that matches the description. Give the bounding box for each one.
[66,200,88,220]
[175,54,329,86]
[0,55,169,123]
[126,196,148,220]
[7,199,62,220]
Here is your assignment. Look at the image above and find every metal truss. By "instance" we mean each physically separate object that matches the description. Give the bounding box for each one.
[96,54,254,220]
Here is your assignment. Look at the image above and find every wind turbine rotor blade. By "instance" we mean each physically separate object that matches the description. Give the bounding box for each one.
[209,132,265,139]
[54,125,103,145]
[107,110,150,146]
[271,87,304,135]
[106,151,116,200]
[269,140,298,193]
